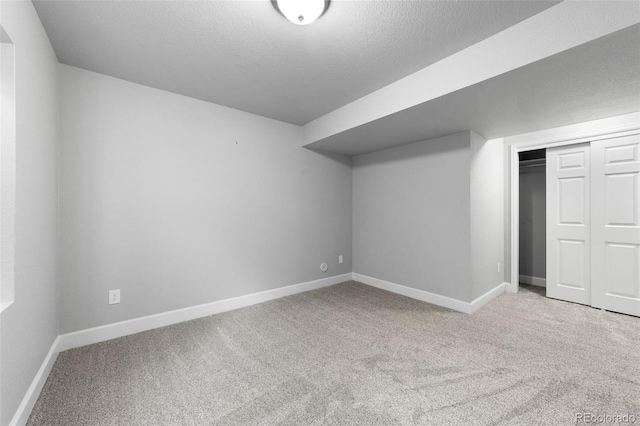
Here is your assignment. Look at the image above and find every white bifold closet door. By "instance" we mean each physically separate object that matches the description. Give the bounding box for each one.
[546,135,640,317]
[591,134,640,317]
[547,143,591,306]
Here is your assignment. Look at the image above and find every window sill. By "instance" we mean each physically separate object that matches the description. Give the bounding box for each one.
[0,301,13,313]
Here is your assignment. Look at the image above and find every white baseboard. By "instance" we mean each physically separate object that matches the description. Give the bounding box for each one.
[352,273,506,314]
[12,274,352,424]
[11,272,506,424]
[57,273,352,352]
[519,274,546,287]
[469,282,508,314]
[9,336,60,426]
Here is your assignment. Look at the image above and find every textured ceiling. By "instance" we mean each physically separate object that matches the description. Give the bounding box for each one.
[33,0,558,125]
[306,24,640,155]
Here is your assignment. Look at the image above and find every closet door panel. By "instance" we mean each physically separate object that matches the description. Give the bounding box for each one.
[546,143,591,305]
[592,134,640,317]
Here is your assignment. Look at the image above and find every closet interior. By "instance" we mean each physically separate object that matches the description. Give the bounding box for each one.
[518,149,547,290]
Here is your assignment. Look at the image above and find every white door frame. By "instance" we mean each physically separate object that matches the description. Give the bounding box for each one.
[508,112,640,293]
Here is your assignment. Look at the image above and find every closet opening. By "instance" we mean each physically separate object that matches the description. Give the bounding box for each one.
[518,149,547,297]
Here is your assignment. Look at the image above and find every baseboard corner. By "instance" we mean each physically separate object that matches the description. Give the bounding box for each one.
[353,273,506,315]
[9,336,60,426]
[468,282,507,314]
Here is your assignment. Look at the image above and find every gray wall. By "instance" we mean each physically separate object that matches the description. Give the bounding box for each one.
[352,132,473,302]
[519,163,546,279]
[470,132,505,299]
[58,65,352,334]
[0,2,59,425]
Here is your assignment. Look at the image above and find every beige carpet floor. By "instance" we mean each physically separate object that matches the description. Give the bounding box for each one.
[28,281,640,425]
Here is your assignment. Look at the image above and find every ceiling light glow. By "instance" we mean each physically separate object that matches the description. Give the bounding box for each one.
[277,0,325,26]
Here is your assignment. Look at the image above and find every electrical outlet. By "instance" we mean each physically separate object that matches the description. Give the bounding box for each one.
[338,255,344,264]
[497,262,501,273]
[109,289,120,305]
[320,262,328,272]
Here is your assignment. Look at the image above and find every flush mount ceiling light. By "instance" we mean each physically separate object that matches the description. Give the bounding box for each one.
[276,0,327,26]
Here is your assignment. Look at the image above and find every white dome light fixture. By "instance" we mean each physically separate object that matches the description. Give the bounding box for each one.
[276,0,326,26]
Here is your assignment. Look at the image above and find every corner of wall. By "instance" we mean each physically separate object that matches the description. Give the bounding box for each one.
[352,131,474,302]
[470,132,505,300]
[0,1,60,425]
